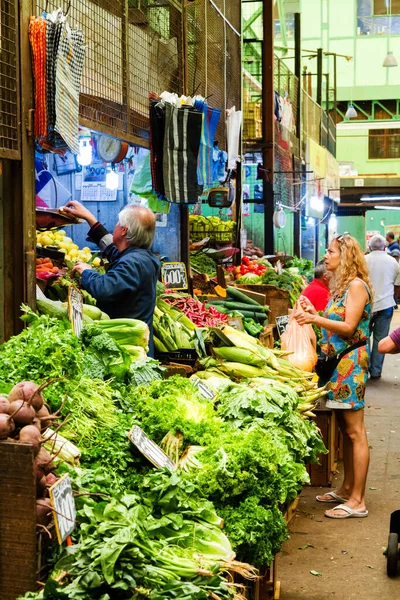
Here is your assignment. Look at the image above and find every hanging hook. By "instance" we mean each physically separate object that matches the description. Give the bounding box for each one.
[44,0,48,13]
[65,0,71,16]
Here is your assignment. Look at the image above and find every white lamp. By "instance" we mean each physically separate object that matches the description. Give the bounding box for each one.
[383,51,398,67]
[345,104,358,118]
[77,128,92,166]
[106,167,119,190]
[383,1,398,67]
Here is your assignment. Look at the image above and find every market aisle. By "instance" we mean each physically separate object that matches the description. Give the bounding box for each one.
[279,312,400,600]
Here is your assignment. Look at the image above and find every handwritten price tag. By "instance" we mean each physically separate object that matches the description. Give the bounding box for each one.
[161,262,188,290]
[49,474,76,544]
[68,286,84,336]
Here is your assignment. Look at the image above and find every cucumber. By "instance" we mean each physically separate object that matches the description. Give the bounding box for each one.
[226,286,262,307]
[36,299,68,320]
[224,301,268,313]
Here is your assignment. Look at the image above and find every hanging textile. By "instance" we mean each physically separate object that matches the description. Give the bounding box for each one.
[163,103,203,204]
[29,16,48,139]
[54,22,86,154]
[226,106,242,171]
[29,8,85,154]
[46,10,63,134]
[149,94,166,197]
[194,99,221,187]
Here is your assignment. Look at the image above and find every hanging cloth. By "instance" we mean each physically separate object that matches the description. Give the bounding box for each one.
[54,21,85,154]
[46,9,63,133]
[29,16,48,139]
[194,99,221,187]
[163,103,203,204]
[149,95,166,197]
[226,106,242,171]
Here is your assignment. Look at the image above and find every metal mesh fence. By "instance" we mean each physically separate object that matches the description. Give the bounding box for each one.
[302,90,321,151]
[0,0,20,159]
[34,0,183,145]
[186,0,241,148]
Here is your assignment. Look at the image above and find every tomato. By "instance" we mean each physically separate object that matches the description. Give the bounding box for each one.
[240,265,250,275]
[242,256,250,265]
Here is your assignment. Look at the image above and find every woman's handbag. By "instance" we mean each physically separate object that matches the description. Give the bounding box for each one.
[315,340,367,386]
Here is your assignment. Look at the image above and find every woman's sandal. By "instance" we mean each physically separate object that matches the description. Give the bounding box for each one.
[316,491,347,503]
[324,504,369,519]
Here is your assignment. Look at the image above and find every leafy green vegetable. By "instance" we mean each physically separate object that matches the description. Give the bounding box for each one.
[81,324,132,381]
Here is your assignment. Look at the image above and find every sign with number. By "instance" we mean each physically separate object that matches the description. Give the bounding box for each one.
[49,474,76,544]
[190,375,217,400]
[128,425,176,471]
[68,286,84,336]
[276,314,290,337]
[161,262,188,290]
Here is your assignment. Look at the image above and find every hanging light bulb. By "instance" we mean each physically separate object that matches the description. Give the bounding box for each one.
[345,104,358,119]
[77,128,92,166]
[106,167,119,190]
[383,51,398,67]
[383,1,398,67]
[328,213,338,242]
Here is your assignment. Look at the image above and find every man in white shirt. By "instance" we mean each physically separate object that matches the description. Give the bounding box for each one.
[366,234,400,379]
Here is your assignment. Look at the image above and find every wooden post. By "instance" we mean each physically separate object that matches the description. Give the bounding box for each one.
[293,12,302,258]
[262,0,275,255]
[0,442,36,599]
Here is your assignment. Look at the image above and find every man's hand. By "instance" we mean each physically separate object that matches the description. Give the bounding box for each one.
[62,201,97,227]
[72,262,93,275]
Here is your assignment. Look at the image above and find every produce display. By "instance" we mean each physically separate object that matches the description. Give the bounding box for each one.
[189,215,236,243]
[36,257,62,279]
[0,295,326,600]
[286,257,314,283]
[190,251,217,277]
[233,258,307,307]
[36,229,101,266]
[162,294,228,328]
[206,286,269,328]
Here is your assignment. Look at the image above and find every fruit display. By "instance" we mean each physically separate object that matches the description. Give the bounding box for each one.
[189,215,236,243]
[36,229,101,266]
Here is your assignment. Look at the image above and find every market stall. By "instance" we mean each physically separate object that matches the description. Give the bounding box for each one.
[0,291,327,600]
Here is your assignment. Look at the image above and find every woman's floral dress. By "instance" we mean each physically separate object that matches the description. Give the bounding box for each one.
[321,280,371,410]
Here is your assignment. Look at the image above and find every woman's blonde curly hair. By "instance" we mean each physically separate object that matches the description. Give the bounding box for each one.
[330,234,372,298]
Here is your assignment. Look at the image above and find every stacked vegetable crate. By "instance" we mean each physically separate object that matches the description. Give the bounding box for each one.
[236,285,291,324]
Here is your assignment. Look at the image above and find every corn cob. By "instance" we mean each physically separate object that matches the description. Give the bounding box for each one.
[219,362,267,379]
[213,346,267,367]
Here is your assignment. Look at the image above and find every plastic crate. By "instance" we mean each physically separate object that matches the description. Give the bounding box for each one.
[155,349,197,366]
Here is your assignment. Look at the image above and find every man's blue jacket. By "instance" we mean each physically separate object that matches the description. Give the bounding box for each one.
[80,222,160,354]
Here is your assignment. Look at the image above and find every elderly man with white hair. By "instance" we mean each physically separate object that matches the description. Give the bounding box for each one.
[365,234,400,379]
[63,200,160,355]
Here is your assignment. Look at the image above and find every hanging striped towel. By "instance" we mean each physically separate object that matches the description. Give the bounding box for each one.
[163,103,203,204]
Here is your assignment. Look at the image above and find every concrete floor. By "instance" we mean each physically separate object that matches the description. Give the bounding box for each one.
[279,312,400,600]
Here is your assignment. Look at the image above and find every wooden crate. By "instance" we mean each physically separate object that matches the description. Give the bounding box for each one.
[236,285,290,324]
[0,441,37,600]
[306,400,338,487]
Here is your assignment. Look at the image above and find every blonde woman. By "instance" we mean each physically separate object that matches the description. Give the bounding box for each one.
[295,234,372,519]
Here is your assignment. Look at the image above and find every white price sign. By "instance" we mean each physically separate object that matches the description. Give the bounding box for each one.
[190,375,217,400]
[68,286,84,336]
[49,474,76,544]
[161,262,188,290]
[128,426,176,471]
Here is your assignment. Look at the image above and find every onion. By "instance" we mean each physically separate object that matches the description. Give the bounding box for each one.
[0,413,15,439]
[8,381,44,411]
[0,397,10,415]
[9,400,35,426]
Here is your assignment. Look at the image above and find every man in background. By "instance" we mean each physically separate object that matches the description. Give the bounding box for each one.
[366,234,400,379]
[302,260,331,312]
[386,231,400,260]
